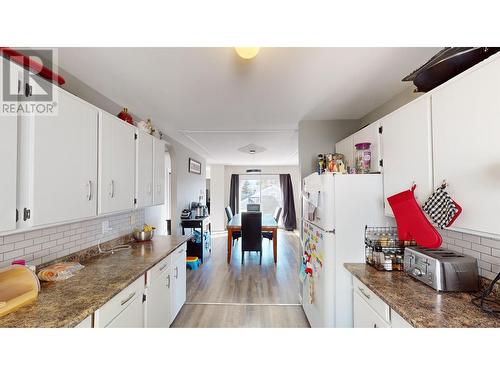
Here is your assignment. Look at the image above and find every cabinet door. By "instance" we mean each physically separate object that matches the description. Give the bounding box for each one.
[146,267,171,328]
[390,309,413,328]
[105,294,144,328]
[353,291,390,328]
[432,57,500,237]
[353,121,381,173]
[0,62,18,233]
[136,130,153,208]
[31,88,98,226]
[153,138,165,206]
[335,136,354,171]
[99,112,136,214]
[170,246,187,324]
[381,97,433,216]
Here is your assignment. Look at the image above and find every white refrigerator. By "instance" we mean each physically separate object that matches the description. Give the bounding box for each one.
[300,173,386,328]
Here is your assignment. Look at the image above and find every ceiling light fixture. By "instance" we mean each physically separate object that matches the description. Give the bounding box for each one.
[235,47,260,60]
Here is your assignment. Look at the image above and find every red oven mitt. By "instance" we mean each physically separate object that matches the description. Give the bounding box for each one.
[387,185,442,249]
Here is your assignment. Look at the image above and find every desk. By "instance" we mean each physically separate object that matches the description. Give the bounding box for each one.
[181,216,211,263]
[226,213,278,264]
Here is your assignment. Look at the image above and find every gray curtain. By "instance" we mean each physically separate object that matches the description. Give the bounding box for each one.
[280,174,297,230]
[229,174,239,214]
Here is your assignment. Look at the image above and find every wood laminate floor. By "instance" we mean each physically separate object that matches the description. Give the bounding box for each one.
[171,230,310,328]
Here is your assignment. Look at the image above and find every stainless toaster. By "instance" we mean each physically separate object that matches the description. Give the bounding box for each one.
[404,247,479,292]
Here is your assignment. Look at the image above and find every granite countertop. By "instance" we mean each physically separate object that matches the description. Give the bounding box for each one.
[0,235,191,328]
[345,263,500,328]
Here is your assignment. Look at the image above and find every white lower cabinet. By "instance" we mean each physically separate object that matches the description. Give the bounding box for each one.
[75,315,93,328]
[352,277,413,328]
[145,256,172,328]
[170,244,187,324]
[353,292,390,328]
[96,276,145,328]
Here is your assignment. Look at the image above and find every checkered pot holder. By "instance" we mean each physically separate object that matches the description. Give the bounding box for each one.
[421,184,462,229]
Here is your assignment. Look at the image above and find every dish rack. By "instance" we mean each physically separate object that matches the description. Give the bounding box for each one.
[365,226,416,271]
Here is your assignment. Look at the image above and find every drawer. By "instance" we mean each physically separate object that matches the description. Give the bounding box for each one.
[352,277,390,323]
[96,275,145,328]
[146,255,172,286]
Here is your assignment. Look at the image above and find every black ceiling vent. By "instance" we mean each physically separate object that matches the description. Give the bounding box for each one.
[403,47,500,92]
[246,169,262,173]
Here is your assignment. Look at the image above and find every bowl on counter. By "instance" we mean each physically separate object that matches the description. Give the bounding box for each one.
[133,229,155,242]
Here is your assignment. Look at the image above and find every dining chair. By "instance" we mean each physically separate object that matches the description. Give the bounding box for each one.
[225,206,241,245]
[247,203,261,212]
[263,206,282,242]
[241,212,263,265]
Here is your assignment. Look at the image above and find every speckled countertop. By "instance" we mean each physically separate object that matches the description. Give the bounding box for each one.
[0,235,191,328]
[345,263,500,328]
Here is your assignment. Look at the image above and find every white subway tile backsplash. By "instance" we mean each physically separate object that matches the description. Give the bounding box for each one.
[462,233,481,244]
[14,239,34,250]
[446,231,463,240]
[3,233,24,244]
[481,237,500,249]
[440,228,500,280]
[471,243,491,255]
[0,209,144,268]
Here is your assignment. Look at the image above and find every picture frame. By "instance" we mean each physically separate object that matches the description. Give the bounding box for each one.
[188,158,202,174]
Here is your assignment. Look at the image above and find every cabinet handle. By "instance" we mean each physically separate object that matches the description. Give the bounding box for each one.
[25,83,32,97]
[174,267,179,279]
[159,263,168,272]
[110,180,115,198]
[120,292,136,306]
[87,180,93,201]
[373,323,377,328]
[358,287,371,299]
[147,183,152,195]
[178,247,185,254]
[166,274,171,289]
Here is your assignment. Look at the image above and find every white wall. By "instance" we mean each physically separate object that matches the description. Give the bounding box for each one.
[209,165,225,232]
[298,119,361,179]
[221,165,301,229]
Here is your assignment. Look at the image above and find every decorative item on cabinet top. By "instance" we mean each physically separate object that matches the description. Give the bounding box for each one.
[137,119,155,135]
[117,107,134,125]
[402,47,500,92]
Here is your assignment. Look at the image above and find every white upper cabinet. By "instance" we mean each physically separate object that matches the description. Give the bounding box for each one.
[30,87,98,226]
[381,96,433,216]
[0,61,19,232]
[353,121,382,173]
[99,112,136,215]
[431,56,500,237]
[335,135,354,171]
[136,130,154,208]
[153,137,166,206]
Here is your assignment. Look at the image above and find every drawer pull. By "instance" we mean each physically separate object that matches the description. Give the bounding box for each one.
[120,292,136,306]
[159,263,168,272]
[174,267,179,278]
[358,287,371,299]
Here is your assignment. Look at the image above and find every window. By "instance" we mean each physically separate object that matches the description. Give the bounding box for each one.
[239,174,281,216]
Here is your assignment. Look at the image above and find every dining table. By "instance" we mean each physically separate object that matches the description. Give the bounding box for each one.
[226,213,278,264]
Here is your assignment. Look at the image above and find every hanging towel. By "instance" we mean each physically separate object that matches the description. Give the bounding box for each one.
[422,185,462,229]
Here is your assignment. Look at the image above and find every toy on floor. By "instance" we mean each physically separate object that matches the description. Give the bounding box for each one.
[186,256,200,270]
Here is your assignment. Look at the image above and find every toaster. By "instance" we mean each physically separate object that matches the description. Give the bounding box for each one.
[404,247,479,292]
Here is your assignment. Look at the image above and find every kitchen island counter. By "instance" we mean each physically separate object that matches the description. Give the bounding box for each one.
[0,235,191,328]
[345,263,500,328]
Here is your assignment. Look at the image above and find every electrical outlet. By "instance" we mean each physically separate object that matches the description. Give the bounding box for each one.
[102,220,112,234]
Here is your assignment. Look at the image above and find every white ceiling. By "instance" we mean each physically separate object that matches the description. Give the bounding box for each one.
[56,47,441,165]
